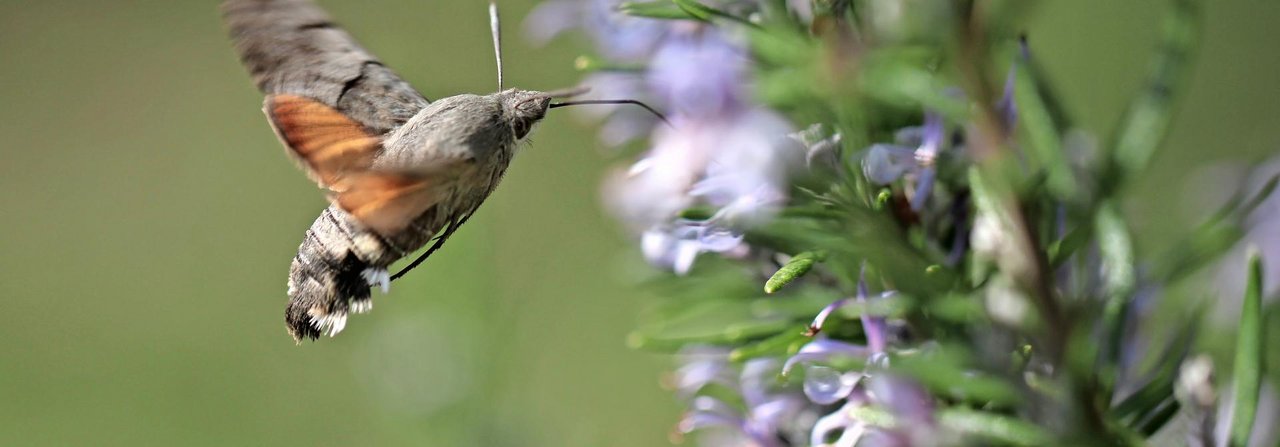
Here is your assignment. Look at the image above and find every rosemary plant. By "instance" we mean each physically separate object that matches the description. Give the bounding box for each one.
[527,0,1274,445]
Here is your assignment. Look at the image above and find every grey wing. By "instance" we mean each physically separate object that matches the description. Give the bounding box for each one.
[222,0,429,134]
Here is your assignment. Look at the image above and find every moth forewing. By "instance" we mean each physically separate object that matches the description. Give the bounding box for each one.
[264,94,383,190]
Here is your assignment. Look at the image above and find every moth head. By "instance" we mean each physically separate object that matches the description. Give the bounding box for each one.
[498,89,552,140]
[494,86,670,141]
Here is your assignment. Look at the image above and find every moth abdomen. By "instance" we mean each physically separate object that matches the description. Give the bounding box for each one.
[285,206,397,341]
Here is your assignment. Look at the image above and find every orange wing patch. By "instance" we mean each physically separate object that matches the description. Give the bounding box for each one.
[265,94,382,191]
[265,94,447,235]
[333,174,441,235]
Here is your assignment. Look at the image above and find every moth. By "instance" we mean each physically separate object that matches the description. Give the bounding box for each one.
[223,0,661,341]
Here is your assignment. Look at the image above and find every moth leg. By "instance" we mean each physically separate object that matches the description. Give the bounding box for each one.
[389,213,473,281]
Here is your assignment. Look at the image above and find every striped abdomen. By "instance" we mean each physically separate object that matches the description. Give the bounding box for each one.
[285,206,419,341]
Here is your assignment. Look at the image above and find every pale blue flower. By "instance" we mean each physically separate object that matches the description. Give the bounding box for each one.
[676,358,809,447]
[523,0,669,61]
[647,31,750,119]
[605,108,798,230]
[862,111,945,213]
[641,220,745,275]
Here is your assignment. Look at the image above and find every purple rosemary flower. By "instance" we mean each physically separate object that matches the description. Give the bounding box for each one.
[647,30,749,119]
[802,364,862,405]
[997,42,1024,131]
[799,369,939,446]
[863,111,945,212]
[856,273,889,353]
[530,1,799,272]
[810,404,869,447]
[670,346,739,397]
[676,357,809,447]
[863,49,1025,216]
[524,0,671,146]
[687,115,796,226]
[640,220,746,275]
[782,271,942,446]
[801,370,938,446]
[604,108,798,231]
[600,25,798,232]
[524,0,668,62]
[782,338,873,376]
[801,269,893,350]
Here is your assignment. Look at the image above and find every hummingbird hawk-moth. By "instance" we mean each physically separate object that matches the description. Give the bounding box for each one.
[222,0,651,342]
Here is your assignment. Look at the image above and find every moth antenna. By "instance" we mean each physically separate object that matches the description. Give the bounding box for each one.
[489,1,503,91]
[550,99,673,127]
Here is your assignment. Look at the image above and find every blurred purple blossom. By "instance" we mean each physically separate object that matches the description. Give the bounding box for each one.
[783,338,872,376]
[648,31,750,119]
[779,270,941,446]
[640,220,747,275]
[802,268,894,350]
[802,364,861,405]
[524,0,669,61]
[802,370,938,446]
[675,354,810,447]
[599,25,799,234]
[850,270,890,354]
[525,0,798,246]
[998,37,1036,132]
[864,375,940,446]
[863,112,946,212]
[524,0,669,147]
[805,297,850,336]
[997,54,1020,131]
[671,346,738,397]
[603,107,798,237]
[861,52,1024,216]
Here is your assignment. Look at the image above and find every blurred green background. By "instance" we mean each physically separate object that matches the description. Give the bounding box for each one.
[0,0,1276,445]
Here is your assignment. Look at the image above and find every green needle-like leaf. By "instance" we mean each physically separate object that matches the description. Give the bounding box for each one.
[1011,41,1078,199]
[668,0,712,21]
[1108,0,1201,190]
[1047,224,1093,268]
[617,1,699,20]
[892,347,1021,407]
[844,406,1050,446]
[1229,250,1264,446]
[1149,174,1276,281]
[670,0,758,26]
[936,408,1052,446]
[1096,201,1136,395]
[860,50,969,123]
[728,328,810,361]
[1112,317,1197,435]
